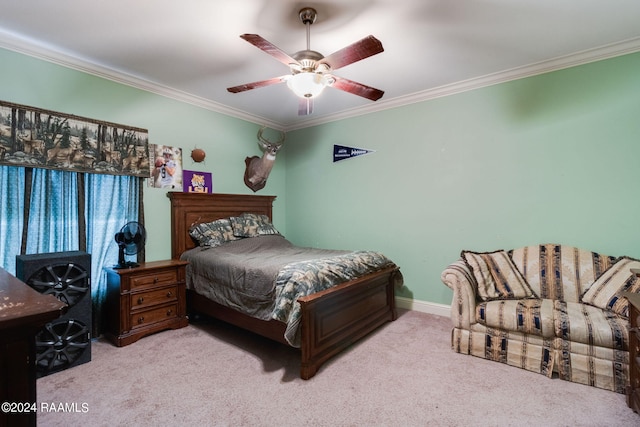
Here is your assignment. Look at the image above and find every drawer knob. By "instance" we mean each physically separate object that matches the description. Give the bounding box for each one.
[137,316,144,324]
[167,309,172,316]
[166,291,173,298]
[153,277,159,283]
[138,297,144,304]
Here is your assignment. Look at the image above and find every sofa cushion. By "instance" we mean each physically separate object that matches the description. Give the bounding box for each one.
[553,301,628,351]
[581,257,640,317]
[509,244,617,303]
[476,299,555,338]
[457,326,556,378]
[462,250,534,301]
[555,344,628,394]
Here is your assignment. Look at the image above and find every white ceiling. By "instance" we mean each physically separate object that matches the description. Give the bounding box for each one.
[1,1,639,131]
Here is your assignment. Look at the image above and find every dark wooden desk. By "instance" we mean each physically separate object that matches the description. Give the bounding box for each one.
[0,267,66,427]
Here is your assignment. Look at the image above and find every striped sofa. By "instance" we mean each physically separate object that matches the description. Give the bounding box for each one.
[441,244,640,393]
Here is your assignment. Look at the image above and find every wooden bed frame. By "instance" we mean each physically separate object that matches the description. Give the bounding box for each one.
[167,192,401,379]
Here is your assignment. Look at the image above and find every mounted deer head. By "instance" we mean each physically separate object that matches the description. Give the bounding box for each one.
[243,126,285,192]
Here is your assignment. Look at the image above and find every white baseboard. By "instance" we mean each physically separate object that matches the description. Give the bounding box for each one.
[396,296,450,318]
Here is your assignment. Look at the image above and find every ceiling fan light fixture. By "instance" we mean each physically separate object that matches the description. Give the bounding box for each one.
[287,72,329,98]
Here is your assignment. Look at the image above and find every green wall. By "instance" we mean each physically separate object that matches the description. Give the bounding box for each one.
[0,47,287,263]
[284,51,640,305]
[2,46,639,307]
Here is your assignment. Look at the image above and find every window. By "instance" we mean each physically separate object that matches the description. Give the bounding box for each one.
[0,165,143,335]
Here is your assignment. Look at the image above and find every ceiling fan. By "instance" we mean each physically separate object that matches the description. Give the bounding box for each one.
[226,7,384,116]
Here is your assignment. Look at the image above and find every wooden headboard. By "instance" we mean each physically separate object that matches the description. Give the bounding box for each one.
[166,192,276,259]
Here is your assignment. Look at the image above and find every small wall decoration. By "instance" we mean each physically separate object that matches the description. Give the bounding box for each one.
[190,147,206,163]
[0,100,149,177]
[333,144,375,162]
[149,144,183,189]
[183,170,213,193]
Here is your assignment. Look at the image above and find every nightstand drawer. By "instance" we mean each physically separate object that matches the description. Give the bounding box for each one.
[131,286,178,310]
[130,269,178,289]
[131,303,178,329]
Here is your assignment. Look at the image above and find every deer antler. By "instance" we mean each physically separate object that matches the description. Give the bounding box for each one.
[257,126,285,148]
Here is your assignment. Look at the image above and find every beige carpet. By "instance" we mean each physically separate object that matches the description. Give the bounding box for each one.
[37,310,638,426]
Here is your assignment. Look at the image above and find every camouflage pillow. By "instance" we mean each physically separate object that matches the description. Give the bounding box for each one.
[189,218,240,247]
[230,213,281,237]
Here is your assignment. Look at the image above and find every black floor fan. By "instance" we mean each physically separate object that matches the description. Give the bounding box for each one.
[113,221,146,269]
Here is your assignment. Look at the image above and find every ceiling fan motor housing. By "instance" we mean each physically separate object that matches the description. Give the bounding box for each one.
[292,50,325,72]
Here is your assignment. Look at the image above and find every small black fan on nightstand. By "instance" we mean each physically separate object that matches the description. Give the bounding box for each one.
[113,221,146,269]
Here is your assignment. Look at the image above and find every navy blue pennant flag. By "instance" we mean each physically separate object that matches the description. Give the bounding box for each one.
[333,145,375,162]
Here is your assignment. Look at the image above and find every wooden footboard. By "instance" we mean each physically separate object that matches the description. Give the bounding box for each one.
[298,265,400,379]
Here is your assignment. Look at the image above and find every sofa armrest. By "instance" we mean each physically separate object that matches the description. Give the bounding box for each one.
[441,259,478,329]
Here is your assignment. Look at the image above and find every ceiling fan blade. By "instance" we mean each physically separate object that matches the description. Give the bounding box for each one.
[330,76,384,101]
[240,34,300,68]
[298,98,313,116]
[319,35,384,71]
[227,76,288,93]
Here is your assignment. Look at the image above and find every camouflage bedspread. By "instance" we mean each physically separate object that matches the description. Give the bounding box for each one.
[181,236,395,347]
[273,250,395,347]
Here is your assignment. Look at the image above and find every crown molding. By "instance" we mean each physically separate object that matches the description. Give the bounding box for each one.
[285,36,640,131]
[1,28,639,132]
[0,28,283,130]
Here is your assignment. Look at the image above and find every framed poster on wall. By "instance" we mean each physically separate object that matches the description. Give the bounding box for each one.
[183,170,213,193]
[148,144,183,189]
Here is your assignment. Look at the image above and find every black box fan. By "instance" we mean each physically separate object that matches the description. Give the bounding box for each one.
[113,221,146,269]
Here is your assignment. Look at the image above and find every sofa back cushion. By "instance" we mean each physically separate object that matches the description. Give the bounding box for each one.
[509,244,617,303]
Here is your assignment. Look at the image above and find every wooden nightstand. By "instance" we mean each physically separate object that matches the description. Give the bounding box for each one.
[105,260,188,346]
